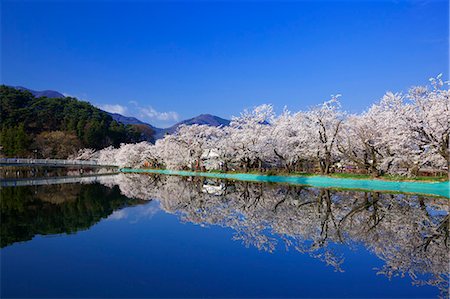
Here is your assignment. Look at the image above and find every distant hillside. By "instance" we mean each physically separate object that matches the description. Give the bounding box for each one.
[5,86,231,147]
[14,86,65,99]
[155,114,230,139]
[108,113,162,143]
[108,113,147,125]
[0,85,141,158]
[110,113,230,140]
[171,114,230,128]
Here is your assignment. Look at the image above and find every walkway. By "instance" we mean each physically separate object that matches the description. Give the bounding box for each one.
[0,158,117,168]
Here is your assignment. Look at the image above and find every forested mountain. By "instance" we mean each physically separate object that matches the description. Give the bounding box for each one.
[0,85,141,158]
[108,112,148,126]
[109,112,230,140]
[7,86,230,142]
[13,86,65,98]
[0,85,231,157]
[108,112,161,142]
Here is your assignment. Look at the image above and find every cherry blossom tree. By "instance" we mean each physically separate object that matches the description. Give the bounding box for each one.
[77,76,448,177]
[338,111,392,176]
[403,75,449,173]
[154,134,191,170]
[228,104,276,171]
[303,96,345,174]
[271,109,310,172]
[71,148,96,160]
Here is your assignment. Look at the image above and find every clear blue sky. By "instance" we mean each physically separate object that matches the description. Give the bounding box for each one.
[1,0,448,127]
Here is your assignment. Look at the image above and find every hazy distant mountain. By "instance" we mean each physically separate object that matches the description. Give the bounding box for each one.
[155,114,230,139]
[108,113,149,126]
[108,112,162,142]
[110,113,230,140]
[172,114,230,128]
[14,86,65,99]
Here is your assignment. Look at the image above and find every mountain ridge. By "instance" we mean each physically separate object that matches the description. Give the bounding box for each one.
[0,85,141,158]
[14,86,65,99]
[108,112,230,140]
[11,86,230,141]
[155,114,230,139]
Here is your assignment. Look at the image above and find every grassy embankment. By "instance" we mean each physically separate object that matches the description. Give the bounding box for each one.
[122,168,449,197]
[199,169,449,182]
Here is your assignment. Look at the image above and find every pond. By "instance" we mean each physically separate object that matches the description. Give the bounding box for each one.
[1,173,448,298]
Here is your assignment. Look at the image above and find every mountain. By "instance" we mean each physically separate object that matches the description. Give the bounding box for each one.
[0,85,141,158]
[8,86,230,142]
[14,86,65,99]
[109,112,230,140]
[108,113,147,126]
[171,114,230,128]
[108,113,163,142]
[156,114,230,139]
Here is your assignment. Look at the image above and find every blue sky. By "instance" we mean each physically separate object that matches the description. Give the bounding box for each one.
[1,0,448,127]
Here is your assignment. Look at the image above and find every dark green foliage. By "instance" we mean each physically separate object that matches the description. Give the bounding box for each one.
[0,124,31,156]
[0,183,146,248]
[0,85,141,157]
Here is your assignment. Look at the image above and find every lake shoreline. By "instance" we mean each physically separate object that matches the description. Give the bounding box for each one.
[119,168,450,198]
[206,170,449,183]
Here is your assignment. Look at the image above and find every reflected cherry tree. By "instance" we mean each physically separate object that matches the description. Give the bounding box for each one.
[100,174,449,296]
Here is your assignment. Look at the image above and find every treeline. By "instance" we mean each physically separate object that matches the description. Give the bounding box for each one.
[83,76,449,177]
[0,85,143,158]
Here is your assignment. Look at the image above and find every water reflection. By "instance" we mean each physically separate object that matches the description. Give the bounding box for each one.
[100,174,449,296]
[0,183,146,248]
[1,173,449,297]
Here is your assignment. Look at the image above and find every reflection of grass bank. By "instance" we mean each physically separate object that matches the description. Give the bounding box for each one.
[189,169,448,182]
[121,168,449,198]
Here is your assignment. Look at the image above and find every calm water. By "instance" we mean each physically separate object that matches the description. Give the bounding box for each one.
[1,173,449,298]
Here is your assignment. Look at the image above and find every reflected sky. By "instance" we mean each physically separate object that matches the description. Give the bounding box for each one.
[1,174,448,298]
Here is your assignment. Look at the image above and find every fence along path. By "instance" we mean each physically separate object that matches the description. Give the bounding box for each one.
[0,173,116,187]
[0,158,118,167]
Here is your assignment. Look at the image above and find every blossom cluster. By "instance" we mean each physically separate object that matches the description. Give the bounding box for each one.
[77,76,449,176]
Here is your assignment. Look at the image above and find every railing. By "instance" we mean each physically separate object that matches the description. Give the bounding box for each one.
[0,158,117,167]
[0,174,116,187]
